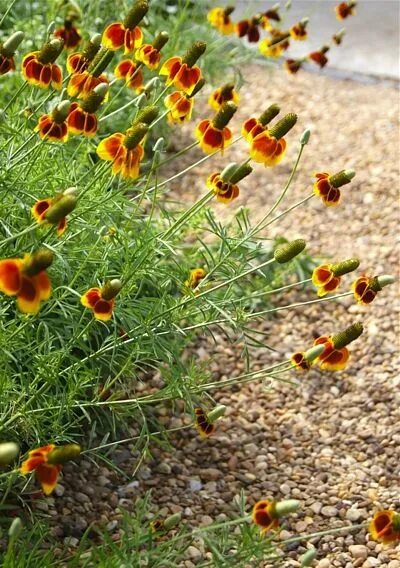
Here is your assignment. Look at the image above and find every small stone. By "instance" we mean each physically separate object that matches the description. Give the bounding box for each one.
[54,484,65,497]
[349,545,368,560]
[316,560,331,568]
[187,546,202,561]
[310,502,322,515]
[321,506,338,518]
[106,520,118,532]
[388,561,400,568]
[97,475,110,487]
[63,537,79,548]
[346,508,363,521]
[199,468,222,481]
[189,479,203,491]
[200,515,213,527]
[155,462,172,475]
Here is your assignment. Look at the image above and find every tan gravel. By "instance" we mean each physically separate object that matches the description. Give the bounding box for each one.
[42,68,400,566]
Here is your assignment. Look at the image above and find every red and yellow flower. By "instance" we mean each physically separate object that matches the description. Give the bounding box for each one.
[208,83,240,112]
[250,112,297,167]
[97,122,147,179]
[259,29,290,58]
[290,19,308,41]
[0,31,24,75]
[313,170,355,206]
[260,6,281,30]
[20,444,81,496]
[309,46,330,68]
[253,499,299,533]
[160,41,206,95]
[66,34,102,74]
[32,188,77,236]
[285,58,303,74]
[114,59,144,92]
[102,1,148,53]
[314,323,363,371]
[81,279,122,321]
[67,83,108,137]
[206,162,252,204]
[54,19,81,49]
[241,104,280,142]
[351,275,395,305]
[67,47,112,98]
[290,352,312,371]
[164,91,194,124]
[22,38,63,89]
[195,101,236,154]
[185,268,206,290]
[0,249,53,314]
[335,1,356,20]
[194,407,216,438]
[36,101,71,143]
[236,17,261,43]
[369,511,400,544]
[135,31,169,70]
[207,6,235,35]
[332,29,346,45]
[312,258,359,297]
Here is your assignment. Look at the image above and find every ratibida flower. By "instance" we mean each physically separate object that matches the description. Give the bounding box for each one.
[236,16,261,43]
[0,249,53,314]
[102,0,148,53]
[67,83,108,137]
[194,405,226,438]
[312,258,360,297]
[207,6,235,34]
[332,29,346,45]
[259,30,290,58]
[313,169,355,206]
[114,59,144,92]
[81,279,122,322]
[208,83,240,112]
[260,5,281,30]
[54,18,81,49]
[159,41,206,95]
[195,101,236,154]
[206,162,252,204]
[67,34,102,74]
[36,100,71,143]
[20,444,81,496]
[284,58,303,74]
[250,112,297,167]
[150,513,181,533]
[135,31,169,70]
[290,18,309,41]
[185,268,206,290]
[253,499,299,533]
[97,122,148,179]
[67,47,112,98]
[164,91,194,124]
[369,510,400,544]
[314,322,363,371]
[242,103,281,142]
[309,45,330,68]
[22,38,63,89]
[0,31,24,75]
[32,187,77,236]
[335,1,357,20]
[290,344,325,372]
[352,274,395,305]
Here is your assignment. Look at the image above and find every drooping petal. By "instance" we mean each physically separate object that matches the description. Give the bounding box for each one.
[16,275,41,314]
[31,271,52,301]
[97,133,125,161]
[32,199,53,222]
[102,22,126,50]
[36,463,61,495]
[81,287,102,308]
[0,259,22,295]
[93,298,114,321]
[159,56,182,80]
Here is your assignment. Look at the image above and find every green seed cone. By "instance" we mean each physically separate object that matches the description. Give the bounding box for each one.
[82,35,102,61]
[47,444,81,465]
[23,249,54,277]
[163,512,181,530]
[81,85,108,113]
[374,274,395,290]
[207,405,227,423]
[123,1,149,29]
[274,239,306,264]
[328,169,355,188]
[331,258,360,277]
[331,323,363,349]
[89,48,114,77]
[152,31,169,51]
[258,104,280,126]
[1,31,25,57]
[37,39,63,64]
[212,101,237,130]
[305,344,325,362]
[133,105,159,126]
[189,78,206,98]
[52,101,71,124]
[45,194,77,224]
[273,499,300,517]
[268,113,298,140]
[124,122,148,149]
[228,163,253,184]
[182,41,206,67]
[101,279,122,300]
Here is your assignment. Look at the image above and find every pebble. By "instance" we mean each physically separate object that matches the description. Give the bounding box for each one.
[349,545,368,560]
[321,506,339,518]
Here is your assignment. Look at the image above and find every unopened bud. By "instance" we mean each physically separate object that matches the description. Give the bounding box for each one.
[163,512,181,530]
[153,137,165,153]
[332,323,363,349]
[258,104,280,126]
[101,279,122,300]
[269,113,298,140]
[273,499,300,517]
[8,517,23,540]
[212,101,237,130]
[123,1,149,30]
[274,239,306,264]
[124,122,148,150]
[305,344,325,362]
[329,169,355,188]
[47,21,56,36]
[207,405,227,423]
[300,547,317,567]
[47,443,81,465]
[133,105,159,126]
[0,442,20,466]
[152,31,169,51]
[45,194,77,224]
[143,77,160,93]
[300,128,311,145]
[23,249,54,277]
[1,31,25,57]
[182,41,206,68]
[331,258,359,277]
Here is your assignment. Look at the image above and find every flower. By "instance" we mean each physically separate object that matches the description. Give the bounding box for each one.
[259,30,290,58]
[260,6,281,30]
[164,91,194,124]
[0,249,53,314]
[369,511,400,544]
[195,101,236,154]
[32,188,77,236]
[159,41,206,95]
[313,170,355,206]
[290,19,308,41]
[284,58,303,74]
[67,47,112,98]
[332,29,346,45]
[54,19,81,49]
[208,83,240,112]
[22,38,63,89]
[114,59,144,92]
[352,275,395,305]
[309,46,330,68]
[81,279,122,321]
[67,83,108,137]
[206,162,252,204]
[135,31,169,70]
[185,268,206,290]
[250,113,297,167]
[207,6,235,35]
[312,258,359,297]
[236,17,261,43]
[252,500,280,533]
[290,352,312,371]
[102,0,148,53]
[335,1,356,20]
[97,122,147,179]
[20,444,81,495]
[194,408,216,438]
[35,101,71,143]
[66,34,102,74]
[314,323,363,371]
[241,104,280,142]
[0,31,24,75]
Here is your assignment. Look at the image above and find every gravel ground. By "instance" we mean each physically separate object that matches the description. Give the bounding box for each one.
[36,68,400,566]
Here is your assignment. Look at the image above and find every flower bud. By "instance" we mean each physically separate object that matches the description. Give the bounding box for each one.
[152,31,169,51]
[273,499,300,517]
[123,0,149,30]
[163,512,181,530]
[23,249,54,277]
[304,344,325,362]
[182,41,206,67]
[300,547,317,567]
[101,279,122,300]
[258,104,280,126]
[133,105,159,126]
[274,239,306,264]
[124,123,148,150]
[38,38,64,64]
[47,443,81,465]
[207,404,227,423]
[47,21,56,36]
[45,194,77,224]
[212,101,237,130]
[331,322,363,350]
[52,100,71,123]
[331,258,359,277]
[8,517,23,540]
[143,77,160,93]
[0,442,20,466]
[300,128,311,145]
[153,137,165,153]
[269,113,298,140]
[134,93,147,108]
[328,169,355,188]
[1,31,25,57]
